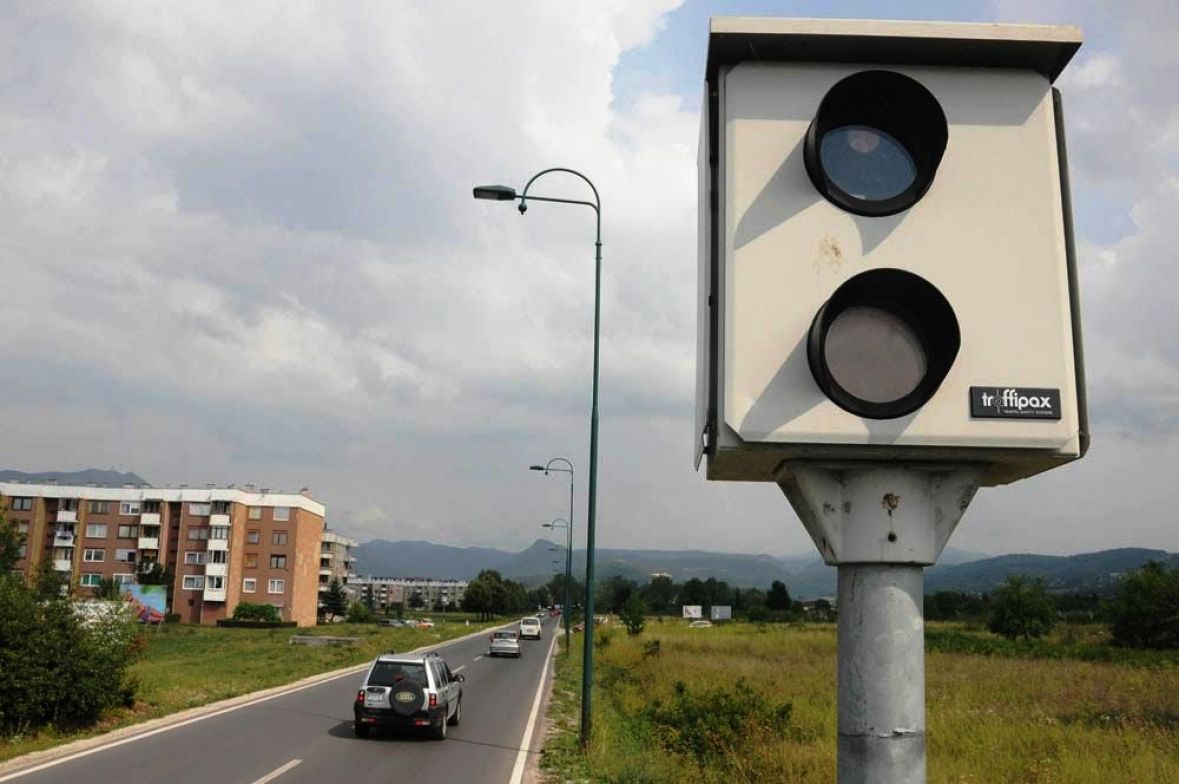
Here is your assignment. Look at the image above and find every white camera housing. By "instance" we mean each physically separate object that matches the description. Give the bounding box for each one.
[696,18,1087,487]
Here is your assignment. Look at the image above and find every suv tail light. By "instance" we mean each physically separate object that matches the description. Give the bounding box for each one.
[356,689,365,704]
[429,693,437,708]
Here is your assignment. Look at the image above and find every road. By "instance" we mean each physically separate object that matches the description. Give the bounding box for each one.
[2,618,558,784]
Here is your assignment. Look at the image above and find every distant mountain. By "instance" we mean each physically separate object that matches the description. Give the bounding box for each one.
[924,548,1179,595]
[353,539,1176,599]
[0,468,149,487]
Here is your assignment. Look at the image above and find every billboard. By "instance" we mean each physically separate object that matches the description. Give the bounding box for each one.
[682,605,703,619]
[122,584,167,623]
[710,605,732,621]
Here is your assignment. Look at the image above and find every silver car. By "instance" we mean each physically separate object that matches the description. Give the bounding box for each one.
[487,630,521,658]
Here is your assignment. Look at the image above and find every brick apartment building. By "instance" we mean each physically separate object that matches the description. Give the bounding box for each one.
[1,482,325,627]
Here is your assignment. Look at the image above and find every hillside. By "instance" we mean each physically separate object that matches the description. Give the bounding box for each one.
[0,468,149,487]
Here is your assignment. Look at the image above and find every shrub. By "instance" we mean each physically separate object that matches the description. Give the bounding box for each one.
[620,594,647,636]
[1108,561,1179,649]
[642,678,793,766]
[346,601,376,623]
[642,639,662,657]
[163,613,181,624]
[0,578,141,735]
[233,602,281,622]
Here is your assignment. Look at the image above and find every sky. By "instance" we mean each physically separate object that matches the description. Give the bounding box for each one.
[1,1,1176,558]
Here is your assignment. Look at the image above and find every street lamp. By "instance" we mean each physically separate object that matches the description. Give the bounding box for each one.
[478,169,602,749]
[542,517,572,652]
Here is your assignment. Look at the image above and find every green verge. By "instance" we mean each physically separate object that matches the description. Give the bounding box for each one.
[538,619,1179,783]
[0,617,501,764]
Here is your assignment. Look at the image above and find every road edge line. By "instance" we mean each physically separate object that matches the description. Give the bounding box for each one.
[508,630,559,784]
[0,623,502,782]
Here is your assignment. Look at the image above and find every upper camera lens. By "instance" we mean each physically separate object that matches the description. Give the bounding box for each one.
[819,125,917,202]
[804,71,948,217]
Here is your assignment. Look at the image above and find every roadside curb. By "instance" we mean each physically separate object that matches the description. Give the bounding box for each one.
[0,623,500,781]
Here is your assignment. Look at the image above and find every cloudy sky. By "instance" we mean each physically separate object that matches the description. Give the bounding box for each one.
[1,1,1175,558]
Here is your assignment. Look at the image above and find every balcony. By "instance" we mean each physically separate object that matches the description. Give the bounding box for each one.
[205,562,228,578]
[319,567,332,577]
[138,536,160,550]
[56,510,78,523]
[53,559,72,572]
[203,585,227,602]
[140,512,161,526]
[209,513,230,527]
[53,531,76,548]
[207,538,229,552]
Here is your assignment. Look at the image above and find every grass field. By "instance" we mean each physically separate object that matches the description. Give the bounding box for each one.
[540,620,1179,783]
[0,616,499,764]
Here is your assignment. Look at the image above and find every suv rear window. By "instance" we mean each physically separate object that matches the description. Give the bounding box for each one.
[493,631,517,639]
[369,662,427,686]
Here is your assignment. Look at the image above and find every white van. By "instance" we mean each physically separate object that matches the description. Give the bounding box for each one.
[519,616,542,640]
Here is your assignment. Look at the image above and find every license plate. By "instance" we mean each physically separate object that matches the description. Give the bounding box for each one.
[365,689,387,708]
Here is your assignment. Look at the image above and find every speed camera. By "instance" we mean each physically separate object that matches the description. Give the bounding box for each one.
[695,18,1088,487]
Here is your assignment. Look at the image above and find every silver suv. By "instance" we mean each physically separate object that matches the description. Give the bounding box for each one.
[353,651,464,740]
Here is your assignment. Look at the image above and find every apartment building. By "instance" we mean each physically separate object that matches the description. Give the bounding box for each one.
[1,482,325,627]
[348,575,468,612]
[318,529,358,602]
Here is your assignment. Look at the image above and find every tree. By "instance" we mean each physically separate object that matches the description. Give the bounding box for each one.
[1108,561,1179,649]
[766,580,792,611]
[619,593,648,636]
[642,575,677,614]
[94,578,123,600]
[136,560,170,586]
[987,575,1056,641]
[323,578,349,618]
[409,592,425,610]
[346,601,376,623]
[33,558,69,600]
[599,575,637,614]
[0,506,24,576]
[680,578,707,607]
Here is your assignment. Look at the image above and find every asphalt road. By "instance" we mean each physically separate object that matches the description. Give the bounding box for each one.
[4,618,557,784]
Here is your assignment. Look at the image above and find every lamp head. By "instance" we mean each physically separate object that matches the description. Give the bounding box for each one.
[472,184,517,201]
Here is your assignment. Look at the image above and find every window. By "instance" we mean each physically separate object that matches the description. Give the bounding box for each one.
[87,501,109,514]
[11,498,33,511]
[268,579,285,594]
[247,530,260,544]
[209,526,229,540]
[211,501,231,514]
[60,498,80,511]
[248,506,262,520]
[17,521,29,534]
[184,552,208,565]
[120,501,142,515]
[83,549,105,563]
[188,503,211,516]
[244,553,258,569]
[117,524,139,538]
[115,549,137,563]
[112,573,134,585]
[206,576,224,590]
[243,578,256,593]
[269,555,286,569]
[143,500,161,513]
[80,573,103,587]
[182,575,205,591]
[273,507,290,522]
[85,523,108,538]
[187,527,209,540]
[272,531,288,546]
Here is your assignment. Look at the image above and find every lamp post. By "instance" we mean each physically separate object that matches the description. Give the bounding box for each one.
[541,521,571,646]
[477,170,602,749]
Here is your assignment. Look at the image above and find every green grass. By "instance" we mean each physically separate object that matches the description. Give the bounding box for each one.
[539,620,1179,783]
[0,617,500,764]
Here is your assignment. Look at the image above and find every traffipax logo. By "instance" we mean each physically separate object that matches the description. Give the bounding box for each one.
[970,387,1062,420]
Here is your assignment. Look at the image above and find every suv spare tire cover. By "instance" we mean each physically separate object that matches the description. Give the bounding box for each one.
[388,680,425,716]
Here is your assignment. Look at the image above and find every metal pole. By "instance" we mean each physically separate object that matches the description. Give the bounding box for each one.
[579,223,601,749]
[564,481,573,656]
[837,564,926,784]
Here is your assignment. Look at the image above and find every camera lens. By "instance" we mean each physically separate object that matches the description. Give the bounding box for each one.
[804,71,947,217]
[824,305,927,403]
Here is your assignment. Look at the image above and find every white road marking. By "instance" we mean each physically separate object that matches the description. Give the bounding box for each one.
[508,630,559,784]
[453,665,466,673]
[473,655,484,661]
[249,759,301,784]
